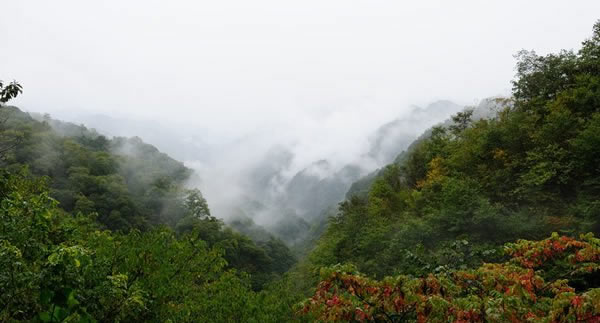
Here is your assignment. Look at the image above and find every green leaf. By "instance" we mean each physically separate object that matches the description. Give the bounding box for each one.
[39,312,51,322]
[67,290,79,307]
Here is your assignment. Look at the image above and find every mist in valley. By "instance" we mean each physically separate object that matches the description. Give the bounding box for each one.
[4,1,600,321]
[3,0,599,246]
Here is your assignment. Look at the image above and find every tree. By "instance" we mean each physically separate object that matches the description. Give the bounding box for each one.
[0,80,23,160]
[184,188,211,219]
[0,169,295,322]
[0,80,22,104]
[448,109,474,136]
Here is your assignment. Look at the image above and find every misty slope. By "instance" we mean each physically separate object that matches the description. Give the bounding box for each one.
[8,108,300,277]
[306,27,600,281]
[224,100,465,250]
[284,161,361,221]
[300,25,600,321]
[48,113,212,163]
[366,100,463,165]
[3,19,600,323]
[346,97,507,199]
[43,100,465,250]
[2,107,193,230]
[281,100,464,220]
[0,105,297,290]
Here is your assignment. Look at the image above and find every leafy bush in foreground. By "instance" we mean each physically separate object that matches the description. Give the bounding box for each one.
[303,233,600,322]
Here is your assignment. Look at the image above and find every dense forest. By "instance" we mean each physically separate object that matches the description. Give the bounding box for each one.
[1,21,600,322]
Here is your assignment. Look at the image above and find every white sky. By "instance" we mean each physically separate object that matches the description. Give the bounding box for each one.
[1,0,599,164]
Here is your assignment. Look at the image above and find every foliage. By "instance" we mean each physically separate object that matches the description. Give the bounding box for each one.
[308,20,600,279]
[0,82,297,319]
[3,18,600,323]
[0,105,295,290]
[0,168,300,322]
[0,80,24,159]
[0,80,22,104]
[303,233,600,322]
[0,107,192,231]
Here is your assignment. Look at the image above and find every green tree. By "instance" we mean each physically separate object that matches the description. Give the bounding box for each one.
[0,80,24,159]
[0,80,22,104]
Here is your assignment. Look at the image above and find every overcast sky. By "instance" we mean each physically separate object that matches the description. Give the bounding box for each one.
[1,1,599,165]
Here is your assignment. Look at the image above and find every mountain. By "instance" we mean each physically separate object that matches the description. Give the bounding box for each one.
[345,97,508,199]
[3,20,600,322]
[35,112,213,163]
[0,105,296,289]
[284,161,361,220]
[33,100,466,250]
[224,100,467,252]
[2,107,194,230]
[366,100,463,165]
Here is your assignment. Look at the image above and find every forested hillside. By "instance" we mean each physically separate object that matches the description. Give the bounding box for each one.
[0,169,301,321]
[0,105,295,294]
[2,107,192,230]
[301,21,600,321]
[1,20,600,323]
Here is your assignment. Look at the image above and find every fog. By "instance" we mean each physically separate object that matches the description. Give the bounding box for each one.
[2,1,599,235]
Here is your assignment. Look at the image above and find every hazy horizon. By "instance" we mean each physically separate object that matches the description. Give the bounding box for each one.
[3,1,599,141]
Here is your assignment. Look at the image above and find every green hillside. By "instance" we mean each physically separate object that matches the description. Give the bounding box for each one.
[1,19,600,323]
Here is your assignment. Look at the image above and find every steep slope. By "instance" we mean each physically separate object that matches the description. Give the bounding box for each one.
[302,23,600,321]
[366,100,463,165]
[2,107,192,230]
[227,101,466,250]
[346,97,506,199]
[0,106,296,290]
[308,23,600,279]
